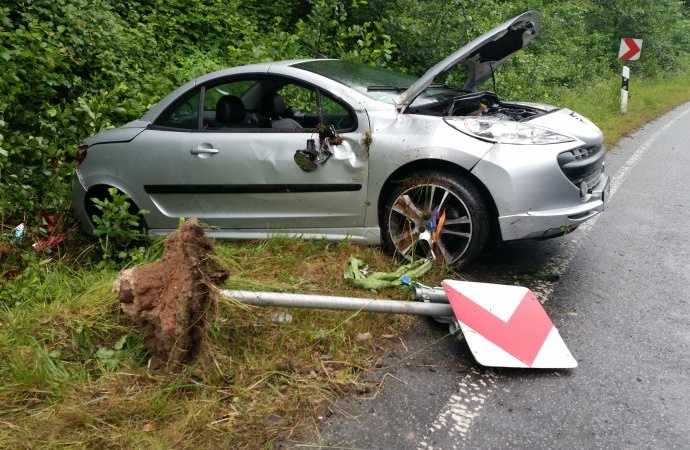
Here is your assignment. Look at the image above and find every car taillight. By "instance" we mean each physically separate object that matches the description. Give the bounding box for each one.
[76,143,88,166]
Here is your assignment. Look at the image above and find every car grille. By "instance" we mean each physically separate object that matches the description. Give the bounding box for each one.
[557,145,606,192]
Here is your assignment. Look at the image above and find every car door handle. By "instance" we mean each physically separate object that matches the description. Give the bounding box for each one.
[190,147,219,155]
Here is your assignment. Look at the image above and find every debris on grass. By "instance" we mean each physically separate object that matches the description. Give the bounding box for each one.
[13,222,25,244]
[343,256,432,291]
[32,234,65,251]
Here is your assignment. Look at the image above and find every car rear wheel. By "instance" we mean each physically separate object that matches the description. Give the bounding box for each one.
[381,171,490,267]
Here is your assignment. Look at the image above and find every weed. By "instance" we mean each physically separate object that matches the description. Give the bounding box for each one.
[90,188,151,267]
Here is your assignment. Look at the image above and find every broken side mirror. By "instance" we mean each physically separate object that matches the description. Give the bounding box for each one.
[295,127,341,172]
[294,139,318,172]
[319,124,337,141]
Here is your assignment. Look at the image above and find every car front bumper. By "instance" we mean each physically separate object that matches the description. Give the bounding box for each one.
[497,172,610,240]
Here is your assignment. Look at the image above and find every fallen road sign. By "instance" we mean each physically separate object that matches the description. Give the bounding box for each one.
[442,280,577,369]
[223,278,577,370]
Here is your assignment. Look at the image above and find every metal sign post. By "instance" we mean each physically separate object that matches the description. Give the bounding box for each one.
[223,278,578,369]
[621,65,630,113]
[618,38,643,114]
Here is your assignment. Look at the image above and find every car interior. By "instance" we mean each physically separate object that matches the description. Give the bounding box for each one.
[153,77,357,133]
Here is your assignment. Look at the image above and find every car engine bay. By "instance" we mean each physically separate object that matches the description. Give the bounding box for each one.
[411,90,547,121]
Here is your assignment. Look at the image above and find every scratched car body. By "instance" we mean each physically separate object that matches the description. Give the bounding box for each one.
[72,10,609,267]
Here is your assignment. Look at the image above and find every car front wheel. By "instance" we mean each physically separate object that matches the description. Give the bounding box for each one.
[381,171,490,267]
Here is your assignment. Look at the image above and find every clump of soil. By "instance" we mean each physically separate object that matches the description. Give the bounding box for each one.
[112,218,227,371]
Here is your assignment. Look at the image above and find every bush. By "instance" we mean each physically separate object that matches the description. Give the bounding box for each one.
[2,0,690,229]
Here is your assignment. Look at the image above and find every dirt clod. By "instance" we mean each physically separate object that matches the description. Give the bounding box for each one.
[112,218,224,371]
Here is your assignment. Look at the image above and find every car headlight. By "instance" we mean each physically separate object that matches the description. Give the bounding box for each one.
[451,117,575,145]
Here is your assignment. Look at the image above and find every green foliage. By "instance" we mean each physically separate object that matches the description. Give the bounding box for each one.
[90,188,150,267]
[95,334,147,371]
[1,0,134,220]
[6,338,71,393]
[385,0,506,75]
[294,0,395,64]
[238,0,311,32]
[1,0,690,230]
[493,1,614,101]
[586,0,690,75]
[0,250,55,304]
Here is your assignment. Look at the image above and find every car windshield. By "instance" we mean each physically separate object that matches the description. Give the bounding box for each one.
[294,60,416,103]
[294,60,469,107]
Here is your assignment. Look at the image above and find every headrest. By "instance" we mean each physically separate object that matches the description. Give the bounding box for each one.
[260,92,287,119]
[215,95,245,124]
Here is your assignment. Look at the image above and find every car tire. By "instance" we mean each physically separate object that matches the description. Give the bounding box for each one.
[381,171,490,267]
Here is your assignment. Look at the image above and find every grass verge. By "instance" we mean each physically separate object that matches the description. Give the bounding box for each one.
[0,238,458,448]
[558,70,690,147]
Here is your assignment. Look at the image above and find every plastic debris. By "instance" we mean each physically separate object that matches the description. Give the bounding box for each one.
[32,210,65,251]
[32,234,65,251]
[343,257,432,290]
[13,223,25,245]
[40,210,60,233]
[268,311,293,324]
[356,332,372,341]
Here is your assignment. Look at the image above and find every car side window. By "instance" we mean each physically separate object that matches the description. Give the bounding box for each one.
[203,80,258,130]
[203,81,255,111]
[153,77,357,133]
[269,84,355,132]
[153,89,200,130]
[320,94,355,131]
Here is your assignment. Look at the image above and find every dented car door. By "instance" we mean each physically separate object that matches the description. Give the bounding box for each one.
[179,125,369,230]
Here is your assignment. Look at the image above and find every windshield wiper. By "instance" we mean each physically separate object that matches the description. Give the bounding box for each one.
[367,85,409,92]
[427,84,469,92]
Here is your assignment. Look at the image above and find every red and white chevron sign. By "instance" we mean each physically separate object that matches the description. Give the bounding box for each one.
[618,37,642,61]
[442,280,577,369]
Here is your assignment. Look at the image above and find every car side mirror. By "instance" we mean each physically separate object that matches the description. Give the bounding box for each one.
[294,139,318,172]
[319,124,337,141]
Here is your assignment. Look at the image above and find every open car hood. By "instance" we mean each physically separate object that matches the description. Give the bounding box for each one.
[395,11,541,112]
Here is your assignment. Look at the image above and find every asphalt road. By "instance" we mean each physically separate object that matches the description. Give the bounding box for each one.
[306,102,690,449]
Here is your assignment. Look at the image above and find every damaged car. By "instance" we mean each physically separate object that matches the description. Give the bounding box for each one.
[72,10,609,267]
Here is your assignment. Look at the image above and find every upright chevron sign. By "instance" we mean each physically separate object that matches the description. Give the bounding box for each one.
[618,38,642,61]
[442,280,577,369]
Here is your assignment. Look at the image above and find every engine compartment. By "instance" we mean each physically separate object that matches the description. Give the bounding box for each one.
[409,91,546,122]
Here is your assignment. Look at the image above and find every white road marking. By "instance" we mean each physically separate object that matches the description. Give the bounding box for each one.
[416,103,690,445]
[608,105,690,201]
[417,368,497,449]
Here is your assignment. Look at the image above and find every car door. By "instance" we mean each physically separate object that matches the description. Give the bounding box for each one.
[138,78,369,231]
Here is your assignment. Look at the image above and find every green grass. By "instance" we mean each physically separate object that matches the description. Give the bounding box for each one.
[0,238,458,448]
[558,71,690,148]
[2,71,690,448]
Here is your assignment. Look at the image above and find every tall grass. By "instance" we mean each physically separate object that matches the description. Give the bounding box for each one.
[0,238,454,448]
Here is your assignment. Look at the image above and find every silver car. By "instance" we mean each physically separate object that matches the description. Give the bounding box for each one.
[72,11,609,267]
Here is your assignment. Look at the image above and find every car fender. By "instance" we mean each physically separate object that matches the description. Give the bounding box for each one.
[363,111,494,227]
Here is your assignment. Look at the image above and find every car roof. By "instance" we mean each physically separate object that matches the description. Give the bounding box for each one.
[141,59,380,122]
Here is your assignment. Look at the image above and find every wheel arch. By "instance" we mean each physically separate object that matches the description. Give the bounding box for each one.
[377,159,500,236]
[83,183,148,230]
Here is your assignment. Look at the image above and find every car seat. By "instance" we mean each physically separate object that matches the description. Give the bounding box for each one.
[260,92,303,130]
[215,95,247,128]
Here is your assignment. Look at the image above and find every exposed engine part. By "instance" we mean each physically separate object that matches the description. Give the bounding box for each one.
[410,91,545,122]
[484,102,543,121]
